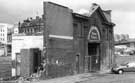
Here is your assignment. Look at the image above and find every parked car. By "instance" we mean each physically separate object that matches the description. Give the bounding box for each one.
[112,62,135,74]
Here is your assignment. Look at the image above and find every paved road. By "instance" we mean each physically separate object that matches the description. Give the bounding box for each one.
[79,72,135,83]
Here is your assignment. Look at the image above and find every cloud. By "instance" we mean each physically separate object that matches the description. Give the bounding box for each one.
[103,3,135,12]
[76,9,89,14]
[113,11,135,36]
[0,0,43,23]
[0,0,134,37]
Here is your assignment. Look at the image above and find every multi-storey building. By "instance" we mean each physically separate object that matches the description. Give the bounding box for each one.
[0,23,13,56]
[18,16,44,35]
[0,23,13,44]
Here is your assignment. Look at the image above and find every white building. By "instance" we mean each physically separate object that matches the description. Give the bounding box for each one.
[0,23,13,44]
[0,23,13,56]
[12,34,43,76]
[13,24,19,34]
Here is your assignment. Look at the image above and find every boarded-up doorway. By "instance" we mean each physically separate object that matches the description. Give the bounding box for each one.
[33,49,41,73]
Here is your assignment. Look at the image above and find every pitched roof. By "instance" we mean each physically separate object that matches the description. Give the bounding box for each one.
[103,10,112,22]
[73,3,115,26]
[87,3,115,26]
[89,3,99,17]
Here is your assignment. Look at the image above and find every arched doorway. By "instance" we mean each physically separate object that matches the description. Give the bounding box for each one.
[87,26,101,72]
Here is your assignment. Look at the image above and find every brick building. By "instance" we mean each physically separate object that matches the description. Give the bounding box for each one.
[18,16,44,35]
[43,2,115,78]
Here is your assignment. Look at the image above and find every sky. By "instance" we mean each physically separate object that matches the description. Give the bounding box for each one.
[0,0,135,38]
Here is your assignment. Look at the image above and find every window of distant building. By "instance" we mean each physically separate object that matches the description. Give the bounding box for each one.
[32,28,35,33]
[27,28,29,33]
[30,28,32,33]
[23,28,24,33]
[39,27,41,32]
[30,28,31,33]
[24,29,26,33]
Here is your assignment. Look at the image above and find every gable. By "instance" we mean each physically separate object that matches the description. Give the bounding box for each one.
[89,3,111,24]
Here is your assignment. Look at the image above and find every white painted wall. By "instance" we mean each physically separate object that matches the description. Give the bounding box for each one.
[0,48,4,56]
[13,24,19,34]
[11,35,43,76]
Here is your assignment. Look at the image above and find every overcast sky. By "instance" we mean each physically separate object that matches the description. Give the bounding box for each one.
[0,0,135,38]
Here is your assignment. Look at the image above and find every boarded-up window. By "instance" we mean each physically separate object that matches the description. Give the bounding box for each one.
[102,28,106,40]
[84,25,88,37]
[73,23,78,38]
[109,29,113,41]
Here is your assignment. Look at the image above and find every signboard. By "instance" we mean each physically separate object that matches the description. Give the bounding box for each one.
[88,26,100,41]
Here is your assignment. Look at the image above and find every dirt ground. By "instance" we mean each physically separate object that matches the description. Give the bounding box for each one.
[0,56,12,79]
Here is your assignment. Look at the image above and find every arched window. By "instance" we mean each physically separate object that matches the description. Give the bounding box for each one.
[88,26,100,41]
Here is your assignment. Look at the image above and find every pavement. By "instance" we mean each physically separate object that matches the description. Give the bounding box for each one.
[0,70,110,83]
[33,73,92,83]
[80,72,135,83]
[32,71,110,83]
[2,71,135,83]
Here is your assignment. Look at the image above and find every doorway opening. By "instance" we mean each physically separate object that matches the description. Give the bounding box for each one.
[76,54,79,73]
[32,48,41,73]
[88,43,100,72]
